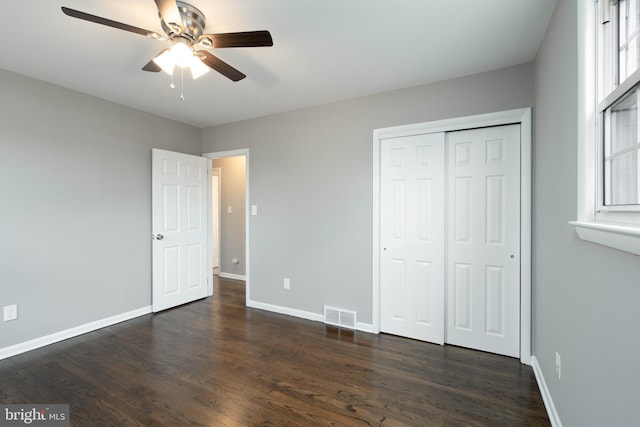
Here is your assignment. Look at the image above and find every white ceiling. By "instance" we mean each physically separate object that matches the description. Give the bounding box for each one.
[0,0,557,128]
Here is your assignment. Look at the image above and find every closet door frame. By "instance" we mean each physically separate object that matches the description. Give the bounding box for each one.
[372,108,532,365]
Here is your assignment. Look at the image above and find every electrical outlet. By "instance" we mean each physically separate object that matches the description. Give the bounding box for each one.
[283,278,290,290]
[3,304,18,322]
[555,352,561,380]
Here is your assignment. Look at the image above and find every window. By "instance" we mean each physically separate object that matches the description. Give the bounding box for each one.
[597,0,640,222]
[571,0,640,256]
[604,87,639,206]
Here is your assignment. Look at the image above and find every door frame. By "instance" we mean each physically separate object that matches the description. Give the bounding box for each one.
[372,108,532,364]
[203,149,250,303]
[211,167,221,270]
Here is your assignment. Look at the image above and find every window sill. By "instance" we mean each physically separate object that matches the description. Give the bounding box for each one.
[569,221,640,256]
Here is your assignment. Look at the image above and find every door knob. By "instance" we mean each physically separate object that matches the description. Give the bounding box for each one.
[155,234,164,240]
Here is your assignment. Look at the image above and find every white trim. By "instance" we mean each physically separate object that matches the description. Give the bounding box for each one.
[577,0,598,222]
[531,356,563,427]
[373,109,528,139]
[372,108,532,365]
[211,167,222,279]
[570,221,640,255]
[520,109,533,364]
[203,149,249,159]
[356,322,375,333]
[206,159,214,296]
[218,272,247,281]
[247,300,375,333]
[247,300,324,322]
[202,149,251,303]
[0,306,152,360]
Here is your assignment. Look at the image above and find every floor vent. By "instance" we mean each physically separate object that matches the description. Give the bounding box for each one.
[324,306,357,329]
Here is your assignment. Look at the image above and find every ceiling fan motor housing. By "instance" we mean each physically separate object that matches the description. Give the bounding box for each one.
[161,1,206,44]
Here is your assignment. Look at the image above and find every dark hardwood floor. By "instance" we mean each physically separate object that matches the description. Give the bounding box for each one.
[0,277,550,426]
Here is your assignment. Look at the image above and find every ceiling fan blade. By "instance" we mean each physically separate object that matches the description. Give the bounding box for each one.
[142,49,170,72]
[61,7,162,39]
[198,51,246,82]
[142,60,161,72]
[199,31,273,48]
[154,0,184,34]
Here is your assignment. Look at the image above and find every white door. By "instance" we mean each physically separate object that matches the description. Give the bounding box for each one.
[152,149,208,312]
[380,132,445,344]
[212,169,220,270]
[446,124,521,357]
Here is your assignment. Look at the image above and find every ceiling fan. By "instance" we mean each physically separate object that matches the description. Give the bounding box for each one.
[61,0,273,82]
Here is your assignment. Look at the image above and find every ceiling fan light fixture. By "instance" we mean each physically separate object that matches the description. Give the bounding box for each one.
[152,49,175,75]
[170,39,194,67]
[189,56,211,79]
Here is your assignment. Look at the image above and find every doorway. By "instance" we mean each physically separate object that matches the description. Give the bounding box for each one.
[203,149,250,303]
[372,109,532,364]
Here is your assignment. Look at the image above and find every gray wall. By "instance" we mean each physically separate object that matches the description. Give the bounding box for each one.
[533,0,640,425]
[212,156,246,277]
[0,68,201,349]
[202,63,534,323]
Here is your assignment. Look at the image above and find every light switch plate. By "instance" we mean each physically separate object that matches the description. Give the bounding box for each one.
[227,206,232,214]
[251,205,258,216]
[4,304,17,322]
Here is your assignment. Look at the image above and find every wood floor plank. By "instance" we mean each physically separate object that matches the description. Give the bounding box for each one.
[0,276,550,426]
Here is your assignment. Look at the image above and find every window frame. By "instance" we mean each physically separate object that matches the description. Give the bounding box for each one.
[595,0,640,223]
[572,0,640,256]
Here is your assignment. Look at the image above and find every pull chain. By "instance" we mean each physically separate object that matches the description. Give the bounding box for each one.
[180,67,185,101]
[166,67,184,101]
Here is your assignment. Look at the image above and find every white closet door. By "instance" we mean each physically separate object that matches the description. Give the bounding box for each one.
[380,133,445,344]
[446,124,521,357]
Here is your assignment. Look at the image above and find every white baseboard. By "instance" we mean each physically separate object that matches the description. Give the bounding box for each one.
[0,306,152,361]
[356,322,375,333]
[247,300,324,322]
[218,272,246,281]
[531,355,562,427]
[246,299,375,333]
